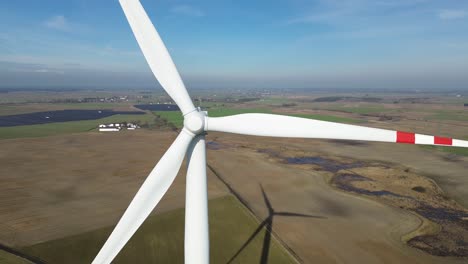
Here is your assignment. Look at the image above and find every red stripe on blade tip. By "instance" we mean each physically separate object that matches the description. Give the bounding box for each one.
[397,131,415,144]
[434,136,452,146]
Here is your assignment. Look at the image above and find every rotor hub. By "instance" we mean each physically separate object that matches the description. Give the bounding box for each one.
[183,110,206,135]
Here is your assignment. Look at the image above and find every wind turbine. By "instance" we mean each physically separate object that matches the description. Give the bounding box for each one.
[227,185,324,264]
[93,0,468,263]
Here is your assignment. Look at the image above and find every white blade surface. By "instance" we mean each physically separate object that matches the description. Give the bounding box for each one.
[185,135,209,264]
[207,113,468,147]
[119,0,195,115]
[92,130,195,264]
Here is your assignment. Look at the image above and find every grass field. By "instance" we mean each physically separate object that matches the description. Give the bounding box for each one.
[256,98,293,105]
[421,145,468,157]
[0,250,31,264]
[427,111,468,122]
[153,111,185,128]
[21,196,294,264]
[325,105,391,115]
[0,113,156,140]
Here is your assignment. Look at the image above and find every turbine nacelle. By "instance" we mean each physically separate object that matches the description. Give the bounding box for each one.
[183,109,207,135]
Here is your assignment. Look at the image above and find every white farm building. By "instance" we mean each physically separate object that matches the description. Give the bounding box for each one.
[99,123,140,132]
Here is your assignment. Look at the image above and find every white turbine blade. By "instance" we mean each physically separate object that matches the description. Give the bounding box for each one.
[119,0,196,115]
[207,113,468,147]
[93,130,195,264]
[185,135,209,264]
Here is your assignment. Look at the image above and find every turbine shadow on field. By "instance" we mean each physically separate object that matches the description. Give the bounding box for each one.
[227,185,325,264]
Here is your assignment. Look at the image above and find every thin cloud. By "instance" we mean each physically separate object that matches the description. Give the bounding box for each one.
[375,0,427,7]
[0,61,64,74]
[287,11,345,25]
[34,69,65,74]
[101,45,140,57]
[287,0,430,25]
[171,5,204,17]
[438,10,467,20]
[44,15,70,31]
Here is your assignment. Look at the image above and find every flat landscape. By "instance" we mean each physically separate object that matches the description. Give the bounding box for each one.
[0,88,467,263]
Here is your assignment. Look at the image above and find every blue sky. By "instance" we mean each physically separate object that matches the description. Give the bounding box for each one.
[1,0,467,89]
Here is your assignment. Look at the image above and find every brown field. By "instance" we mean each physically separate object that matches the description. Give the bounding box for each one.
[0,130,229,247]
[1,129,466,263]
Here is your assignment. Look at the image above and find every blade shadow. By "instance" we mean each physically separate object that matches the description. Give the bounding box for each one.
[227,184,325,264]
[260,185,274,215]
[227,218,269,264]
[275,212,326,218]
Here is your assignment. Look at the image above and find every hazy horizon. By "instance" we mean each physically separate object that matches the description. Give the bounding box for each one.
[1,0,468,90]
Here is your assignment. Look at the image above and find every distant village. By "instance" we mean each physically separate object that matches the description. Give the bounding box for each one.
[99,123,140,132]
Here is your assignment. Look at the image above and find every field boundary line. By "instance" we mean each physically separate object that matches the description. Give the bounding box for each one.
[0,243,46,264]
[207,164,302,264]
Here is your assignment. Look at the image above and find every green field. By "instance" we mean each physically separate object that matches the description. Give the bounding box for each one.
[427,111,468,122]
[325,105,391,115]
[153,111,185,128]
[256,98,293,105]
[0,250,31,264]
[421,145,468,157]
[21,196,294,264]
[0,113,156,140]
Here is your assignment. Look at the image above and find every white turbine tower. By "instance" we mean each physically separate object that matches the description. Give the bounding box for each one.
[93,0,468,263]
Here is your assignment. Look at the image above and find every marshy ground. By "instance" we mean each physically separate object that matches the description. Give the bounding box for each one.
[207,132,468,263]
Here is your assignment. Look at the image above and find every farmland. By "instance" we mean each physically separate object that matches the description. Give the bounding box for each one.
[21,196,294,264]
[0,88,467,263]
[0,249,32,264]
[0,113,156,140]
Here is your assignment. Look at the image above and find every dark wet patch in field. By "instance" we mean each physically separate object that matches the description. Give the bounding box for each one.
[333,173,371,181]
[274,148,468,258]
[415,205,468,223]
[134,104,179,111]
[0,110,145,127]
[255,147,468,257]
[332,174,468,257]
[207,141,222,150]
[408,222,468,257]
[331,171,468,257]
[335,178,468,257]
[285,156,365,173]
[206,141,232,150]
[411,205,468,257]
[332,173,410,198]
[257,149,281,158]
[412,186,426,193]
[334,174,468,257]
[256,148,366,173]
[327,139,368,146]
